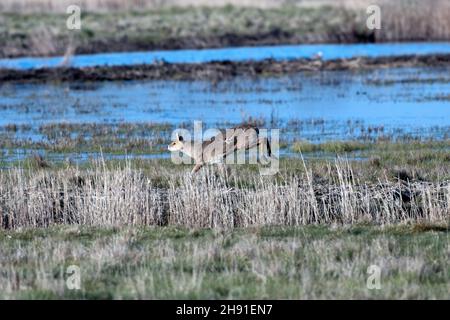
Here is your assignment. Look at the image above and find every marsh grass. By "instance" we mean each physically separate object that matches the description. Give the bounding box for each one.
[0,223,448,299]
[291,140,370,153]
[0,157,448,230]
[2,1,450,58]
[0,142,448,299]
[0,119,448,162]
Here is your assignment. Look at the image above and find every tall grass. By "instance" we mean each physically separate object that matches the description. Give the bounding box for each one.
[376,0,450,42]
[1,159,448,230]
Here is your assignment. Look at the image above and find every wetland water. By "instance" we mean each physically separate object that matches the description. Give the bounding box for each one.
[1,42,450,70]
[1,67,449,137]
[0,63,449,163]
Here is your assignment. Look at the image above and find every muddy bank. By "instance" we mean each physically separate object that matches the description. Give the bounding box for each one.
[70,31,374,57]
[2,54,450,83]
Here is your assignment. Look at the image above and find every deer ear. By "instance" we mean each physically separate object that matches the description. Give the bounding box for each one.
[176,132,183,142]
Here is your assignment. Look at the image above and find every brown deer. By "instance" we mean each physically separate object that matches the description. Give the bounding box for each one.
[168,124,272,174]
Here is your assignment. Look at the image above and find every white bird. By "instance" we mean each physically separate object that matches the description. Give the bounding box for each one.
[312,51,323,60]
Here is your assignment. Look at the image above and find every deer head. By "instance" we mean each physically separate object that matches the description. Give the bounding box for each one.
[168,132,185,152]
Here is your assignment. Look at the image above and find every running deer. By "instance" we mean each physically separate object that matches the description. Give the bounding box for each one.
[168,124,272,174]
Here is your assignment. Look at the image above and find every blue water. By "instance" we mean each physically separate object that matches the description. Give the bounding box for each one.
[1,66,449,142]
[2,42,450,70]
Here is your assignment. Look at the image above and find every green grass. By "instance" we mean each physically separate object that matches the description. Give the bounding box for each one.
[0,5,360,58]
[0,224,448,299]
[288,140,450,182]
[291,140,370,153]
[2,1,450,59]
[291,140,450,154]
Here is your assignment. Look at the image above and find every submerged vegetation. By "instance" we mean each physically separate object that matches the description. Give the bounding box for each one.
[0,119,449,168]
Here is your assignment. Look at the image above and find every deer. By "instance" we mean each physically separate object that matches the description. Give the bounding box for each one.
[168,124,272,175]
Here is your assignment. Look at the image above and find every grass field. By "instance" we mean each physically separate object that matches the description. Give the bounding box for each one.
[1,224,448,299]
[1,1,450,58]
[0,5,365,58]
[0,135,449,299]
[0,110,448,299]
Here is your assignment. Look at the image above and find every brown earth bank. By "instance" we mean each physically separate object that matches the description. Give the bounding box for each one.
[1,54,450,83]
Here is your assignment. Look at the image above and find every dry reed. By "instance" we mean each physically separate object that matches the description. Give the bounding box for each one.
[0,160,448,230]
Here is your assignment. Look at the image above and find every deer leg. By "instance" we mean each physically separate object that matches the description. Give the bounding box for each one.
[258,137,272,158]
[191,163,204,175]
[255,137,270,164]
[244,137,272,163]
[218,162,230,178]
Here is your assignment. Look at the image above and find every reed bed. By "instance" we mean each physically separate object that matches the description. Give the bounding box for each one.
[376,0,450,42]
[1,160,448,230]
